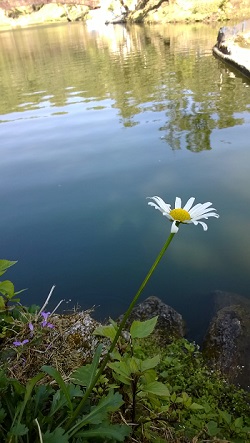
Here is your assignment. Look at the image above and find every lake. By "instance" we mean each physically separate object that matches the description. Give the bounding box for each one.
[1,21,250,341]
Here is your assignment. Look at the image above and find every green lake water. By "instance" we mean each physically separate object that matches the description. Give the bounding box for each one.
[1,21,250,340]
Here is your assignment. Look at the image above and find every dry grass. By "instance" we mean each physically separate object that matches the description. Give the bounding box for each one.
[0,309,105,384]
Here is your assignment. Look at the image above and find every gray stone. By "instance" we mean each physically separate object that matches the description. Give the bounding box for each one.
[118,296,186,345]
[202,291,250,390]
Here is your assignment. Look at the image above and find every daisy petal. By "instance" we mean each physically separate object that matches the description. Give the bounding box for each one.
[171,221,179,233]
[175,197,182,209]
[189,202,213,217]
[193,212,219,220]
[147,196,171,214]
[183,197,195,212]
[197,221,208,231]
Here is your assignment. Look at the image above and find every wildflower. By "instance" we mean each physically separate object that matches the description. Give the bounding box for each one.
[13,339,29,347]
[28,322,34,331]
[47,322,55,328]
[148,196,219,233]
[40,311,54,328]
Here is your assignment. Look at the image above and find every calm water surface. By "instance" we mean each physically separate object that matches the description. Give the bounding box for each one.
[1,22,250,339]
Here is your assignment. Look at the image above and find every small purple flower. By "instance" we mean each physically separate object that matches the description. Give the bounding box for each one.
[41,311,50,320]
[47,323,55,329]
[40,311,54,328]
[13,339,29,347]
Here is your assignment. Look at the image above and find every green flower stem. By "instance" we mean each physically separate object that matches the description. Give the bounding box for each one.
[66,231,176,432]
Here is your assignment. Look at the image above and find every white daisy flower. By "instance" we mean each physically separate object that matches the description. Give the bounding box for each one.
[148,196,219,234]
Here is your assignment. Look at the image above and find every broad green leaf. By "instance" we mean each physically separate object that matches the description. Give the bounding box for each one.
[70,364,96,387]
[93,324,117,341]
[190,416,203,427]
[108,360,132,380]
[129,357,140,373]
[130,316,158,339]
[206,420,220,437]
[9,422,28,436]
[50,384,83,416]
[0,280,14,298]
[76,422,131,441]
[140,368,157,384]
[43,427,69,443]
[219,409,232,425]
[140,355,160,372]
[234,416,243,428]
[68,390,124,437]
[42,366,73,412]
[0,260,17,277]
[190,402,204,410]
[70,344,103,389]
[142,381,170,397]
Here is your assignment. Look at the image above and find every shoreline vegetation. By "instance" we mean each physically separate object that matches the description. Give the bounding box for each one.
[0,0,250,29]
[1,276,250,441]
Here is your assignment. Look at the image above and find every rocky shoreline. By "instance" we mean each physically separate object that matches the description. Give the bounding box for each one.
[1,0,250,29]
[213,20,250,79]
[122,293,250,391]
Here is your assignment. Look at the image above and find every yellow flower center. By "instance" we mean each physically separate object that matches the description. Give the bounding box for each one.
[169,208,191,222]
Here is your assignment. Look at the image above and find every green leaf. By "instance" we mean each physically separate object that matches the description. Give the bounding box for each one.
[70,344,103,389]
[140,355,160,372]
[130,316,158,339]
[76,422,131,441]
[50,384,83,416]
[68,390,124,437]
[206,420,220,437]
[41,366,73,412]
[43,427,69,443]
[9,422,28,436]
[142,381,170,397]
[108,360,132,383]
[0,280,15,298]
[129,357,140,373]
[0,314,14,324]
[219,409,232,425]
[234,416,243,428]
[189,402,204,410]
[93,324,117,341]
[0,296,5,310]
[0,260,17,277]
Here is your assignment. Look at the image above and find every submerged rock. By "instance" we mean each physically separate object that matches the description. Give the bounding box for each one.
[202,290,250,390]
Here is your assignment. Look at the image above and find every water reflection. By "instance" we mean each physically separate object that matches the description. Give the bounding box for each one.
[0,23,250,339]
[1,23,250,151]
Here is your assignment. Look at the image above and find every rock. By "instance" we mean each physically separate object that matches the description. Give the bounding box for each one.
[202,291,250,390]
[118,296,186,345]
[213,19,250,78]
